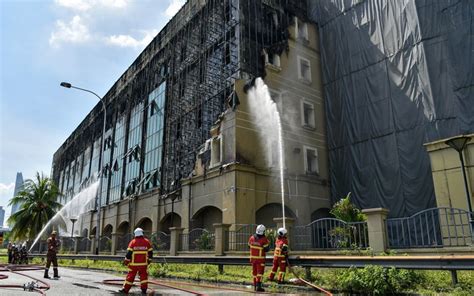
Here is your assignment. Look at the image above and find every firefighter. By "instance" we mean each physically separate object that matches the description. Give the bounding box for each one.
[7,242,13,264]
[44,231,60,279]
[119,228,153,294]
[268,227,289,283]
[248,224,270,292]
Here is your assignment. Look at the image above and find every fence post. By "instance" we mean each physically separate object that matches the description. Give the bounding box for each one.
[74,237,80,254]
[111,233,118,255]
[273,217,295,242]
[362,208,389,253]
[213,223,231,256]
[169,227,184,256]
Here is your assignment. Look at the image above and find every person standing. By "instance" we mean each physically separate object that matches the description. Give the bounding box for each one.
[44,230,60,279]
[119,228,153,294]
[248,224,270,292]
[7,242,13,264]
[268,228,289,283]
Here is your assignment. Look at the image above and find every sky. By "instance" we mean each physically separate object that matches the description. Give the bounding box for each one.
[0,0,186,225]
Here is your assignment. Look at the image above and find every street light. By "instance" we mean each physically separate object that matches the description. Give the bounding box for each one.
[70,218,78,238]
[445,135,473,232]
[61,82,106,254]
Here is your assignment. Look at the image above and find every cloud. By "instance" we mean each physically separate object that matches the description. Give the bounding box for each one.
[54,0,128,11]
[0,183,14,195]
[165,0,185,17]
[55,0,93,11]
[49,15,91,47]
[106,30,158,49]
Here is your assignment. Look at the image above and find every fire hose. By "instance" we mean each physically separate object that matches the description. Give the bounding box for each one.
[286,258,333,296]
[0,264,51,295]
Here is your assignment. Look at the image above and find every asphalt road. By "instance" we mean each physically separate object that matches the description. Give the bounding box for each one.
[0,266,304,295]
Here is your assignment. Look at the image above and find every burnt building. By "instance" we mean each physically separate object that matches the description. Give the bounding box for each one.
[52,0,330,247]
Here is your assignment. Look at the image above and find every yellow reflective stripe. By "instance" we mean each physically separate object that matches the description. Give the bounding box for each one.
[256,274,263,276]
[124,280,133,285]
[250,245,263,250]
[129,262,148,266]
[127,248,133,251]
[147,248,153,251]
[250,256,265,259]
[140,280,148,284]
[263,244,269,247]
[134,251,148,254]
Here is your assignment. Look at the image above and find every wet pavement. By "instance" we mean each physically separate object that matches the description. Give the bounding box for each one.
[0,267,271,295]
[0,266,320,295]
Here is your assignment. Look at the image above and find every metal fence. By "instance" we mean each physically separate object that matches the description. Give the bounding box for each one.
[60,237,75,253]
[116,233,133,252]
[292,218,369,250]
[29,240,48,253]
[180,228,214,251]
[150,231,170,253]
[99,236,112,253]
[225,224,257,251]
[77,237,92,253]
[386,207,473,248]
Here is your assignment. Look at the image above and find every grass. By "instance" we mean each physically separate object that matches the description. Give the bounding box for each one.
[25,257,474,295]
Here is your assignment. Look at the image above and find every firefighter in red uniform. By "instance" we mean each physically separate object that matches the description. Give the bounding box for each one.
[248,224,270,292]
[119,228,153,294]
[268,228,289,283]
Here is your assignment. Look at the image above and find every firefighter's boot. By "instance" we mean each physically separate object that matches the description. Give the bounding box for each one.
[256,282,265,292]
[44,269,50,279]
[53,268,60,279]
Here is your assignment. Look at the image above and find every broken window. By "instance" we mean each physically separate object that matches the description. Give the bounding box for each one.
[296,18,308,41]
[268,53,280,67]
[304,146,319,175]
[301,100,315,128]
[210,135,222,168]
[150,100,160,116]
[298,56,311,82]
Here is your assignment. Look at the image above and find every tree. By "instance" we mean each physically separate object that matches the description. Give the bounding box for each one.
[8,172,62,241]
[330,192,366,222]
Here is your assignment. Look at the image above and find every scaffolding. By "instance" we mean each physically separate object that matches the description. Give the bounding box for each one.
[52,0,310,202]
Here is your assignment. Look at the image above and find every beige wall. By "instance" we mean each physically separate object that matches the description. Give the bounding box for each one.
[425,134,474,210]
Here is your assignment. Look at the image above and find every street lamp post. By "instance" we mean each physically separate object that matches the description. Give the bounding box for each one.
[445,135,473,232]
[70,218,77,238]
[61,82,106,254]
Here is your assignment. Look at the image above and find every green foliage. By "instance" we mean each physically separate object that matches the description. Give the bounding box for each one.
[331,265,422,295]
[8,172,62,241]
[195,231,214,250]
[265,228,276,249]
[330,192,366,222]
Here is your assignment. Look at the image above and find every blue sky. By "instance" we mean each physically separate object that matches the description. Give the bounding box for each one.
[0,0,185,224]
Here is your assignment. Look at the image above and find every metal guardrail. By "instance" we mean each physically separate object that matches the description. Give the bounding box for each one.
[27,254,474,270]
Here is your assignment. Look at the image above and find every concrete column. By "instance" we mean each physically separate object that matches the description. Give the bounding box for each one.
[273,217,295,243]
[74,237,81,254]
[213,223,231,256]
[111,233,119,255]
[362,208,389,253]
[90,235,96,254]
[169,227,184,256]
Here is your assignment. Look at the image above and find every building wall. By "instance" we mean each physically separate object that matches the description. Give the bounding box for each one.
[52,1,330,239]
[425,134,474,211]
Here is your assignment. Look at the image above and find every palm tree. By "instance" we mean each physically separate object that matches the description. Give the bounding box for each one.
[8,172,62,241]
